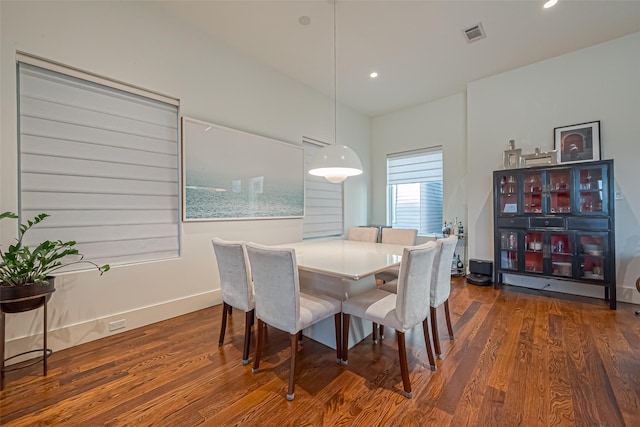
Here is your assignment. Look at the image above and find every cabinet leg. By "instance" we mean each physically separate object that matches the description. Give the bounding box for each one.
[609,286,616,310]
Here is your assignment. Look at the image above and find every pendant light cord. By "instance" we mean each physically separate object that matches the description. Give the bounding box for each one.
[333,0,337,146]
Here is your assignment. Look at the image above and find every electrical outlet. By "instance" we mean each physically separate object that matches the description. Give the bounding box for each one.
[109,319,126,331]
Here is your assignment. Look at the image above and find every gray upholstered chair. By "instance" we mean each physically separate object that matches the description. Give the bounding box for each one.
[375,228,418,285]
[246,242,342,401]
[341,241,438,398]
[377,235,458,357]
[347,226,379,242]
[212,238,255,366]
[429,234,459,357]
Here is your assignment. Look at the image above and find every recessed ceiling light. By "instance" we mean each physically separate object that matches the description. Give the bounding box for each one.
[544,0,558,9]
[298,16,311,26]
[370,72,378,78]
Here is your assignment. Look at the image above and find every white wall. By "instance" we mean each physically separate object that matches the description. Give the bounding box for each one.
[0,1,371,356]
[370,32,640,305]
[467,32,640,303]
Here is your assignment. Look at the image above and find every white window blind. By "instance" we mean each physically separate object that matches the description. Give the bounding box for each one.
[387,148,443,235]
[17,58,181,269]
[303,138,343,239]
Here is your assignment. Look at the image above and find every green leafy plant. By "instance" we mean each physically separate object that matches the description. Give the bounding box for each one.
[0,211,109,286]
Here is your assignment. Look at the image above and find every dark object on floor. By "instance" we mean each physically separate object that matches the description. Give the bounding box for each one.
[466,259,493,286]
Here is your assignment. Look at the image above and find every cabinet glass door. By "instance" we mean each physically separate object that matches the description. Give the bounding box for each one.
[548,168,572,214]
[524,231,543,273]
[578,232,606,281]
[497,172,519,214]
[523,171,543,214]
[499,229,519,271]
[550,232,572,278]
[576,165,606,214]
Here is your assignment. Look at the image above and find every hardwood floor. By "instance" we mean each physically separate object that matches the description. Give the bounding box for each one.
[1,278,639,426]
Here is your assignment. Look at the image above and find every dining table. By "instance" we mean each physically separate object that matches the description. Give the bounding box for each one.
[276,238,406,350]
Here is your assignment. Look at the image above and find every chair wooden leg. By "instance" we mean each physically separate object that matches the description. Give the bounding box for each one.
[218,302,229,347]
[422,318,436,371]
[252,319,265,374]
[297,330,303,344]
[341,314,350,365]
[430,306,442,357]
[444,299,454,340]
[372,322,379,344]
[242,309,254,365]
[287,334,298,401]
[396,331,412,398]
[379,325,385,340]
[334,313,342,362]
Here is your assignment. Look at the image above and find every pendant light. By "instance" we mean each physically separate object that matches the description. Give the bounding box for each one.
[308,1,363,184]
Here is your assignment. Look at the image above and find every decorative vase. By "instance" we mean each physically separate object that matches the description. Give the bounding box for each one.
[0,278,55,314]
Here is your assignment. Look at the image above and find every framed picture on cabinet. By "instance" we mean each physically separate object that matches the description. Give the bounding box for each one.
[554,121,601,164]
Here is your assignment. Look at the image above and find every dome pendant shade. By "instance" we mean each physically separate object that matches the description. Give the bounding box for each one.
[308,144,363,183]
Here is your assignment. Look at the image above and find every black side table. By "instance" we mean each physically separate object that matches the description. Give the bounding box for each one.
[1,291,53,390]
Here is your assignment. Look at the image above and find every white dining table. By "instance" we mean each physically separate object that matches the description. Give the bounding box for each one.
[276,239,406,349]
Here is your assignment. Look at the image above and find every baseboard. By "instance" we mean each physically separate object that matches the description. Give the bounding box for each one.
[4,289,221,364]
[503,274,640,306]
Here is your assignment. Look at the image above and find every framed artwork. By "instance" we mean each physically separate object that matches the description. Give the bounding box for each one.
[554,121,601,164]
[181,117,304,221]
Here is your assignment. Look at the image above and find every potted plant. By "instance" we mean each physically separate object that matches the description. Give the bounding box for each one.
[0,212,109,313]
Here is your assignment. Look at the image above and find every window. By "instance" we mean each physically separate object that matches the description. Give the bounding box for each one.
[387,148,443,235]
[17,54,181,270]
[303,138,343,239]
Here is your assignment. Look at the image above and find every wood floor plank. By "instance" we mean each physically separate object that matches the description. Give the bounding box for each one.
[449,290,507,425]
[1,278,638,426]
[547,313,575,426]
[587,303,640,426]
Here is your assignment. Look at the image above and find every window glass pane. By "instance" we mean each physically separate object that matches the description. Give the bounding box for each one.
[387,149,443,235]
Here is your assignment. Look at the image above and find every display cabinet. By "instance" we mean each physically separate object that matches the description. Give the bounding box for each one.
[493,160,616,309]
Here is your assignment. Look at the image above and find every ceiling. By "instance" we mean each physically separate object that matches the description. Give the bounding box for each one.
[153,1,640,117]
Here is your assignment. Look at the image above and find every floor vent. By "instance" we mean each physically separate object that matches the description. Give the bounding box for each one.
[463,23,486,43]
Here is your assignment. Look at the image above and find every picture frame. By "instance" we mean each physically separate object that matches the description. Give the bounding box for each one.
[521,148,557,167]
[181,117,304,221]
[554,121,600,164]
[503,149,522,169]
[504,203,517,213]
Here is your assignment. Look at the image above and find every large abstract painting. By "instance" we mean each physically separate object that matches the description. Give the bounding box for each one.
[182,117,304,221]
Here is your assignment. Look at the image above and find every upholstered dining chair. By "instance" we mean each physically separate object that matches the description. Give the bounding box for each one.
[375,228,418,285]
[212,238,255,366]
[341,241,438,398]
[378,234,458,357]
[347,226,379,242]
[428,235,459,357]
[246,242,342,401]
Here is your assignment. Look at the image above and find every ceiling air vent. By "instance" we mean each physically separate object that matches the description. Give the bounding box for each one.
[463,23,486,43]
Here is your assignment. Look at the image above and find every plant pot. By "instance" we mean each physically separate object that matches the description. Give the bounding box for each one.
[0,278,55,314]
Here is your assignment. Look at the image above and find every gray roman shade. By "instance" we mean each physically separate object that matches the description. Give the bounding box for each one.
[17,54,181,269]
[387,148,443,235]
[303,138,343,239]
